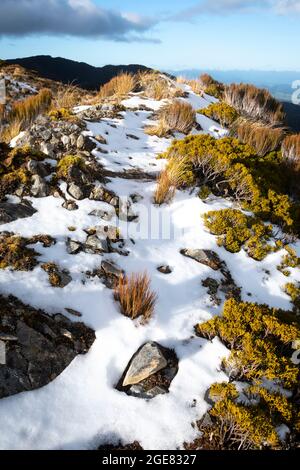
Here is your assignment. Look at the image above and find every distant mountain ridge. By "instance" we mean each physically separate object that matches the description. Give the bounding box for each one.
[6,55,151,91]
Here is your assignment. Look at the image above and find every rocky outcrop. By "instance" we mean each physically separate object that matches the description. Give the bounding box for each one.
[0,295,95,399]
[0,202,37,225]
[180,249,223,271]
[117,342,179,399]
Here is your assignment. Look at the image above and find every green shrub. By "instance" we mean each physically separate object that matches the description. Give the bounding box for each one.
[277,246,300,276]
[199,102,238,127]
[203,208,273,260]
[196,298,299,388]
[56,155,85,179]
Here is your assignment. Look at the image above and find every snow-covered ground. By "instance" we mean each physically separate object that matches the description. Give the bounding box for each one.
[0,85,299,450]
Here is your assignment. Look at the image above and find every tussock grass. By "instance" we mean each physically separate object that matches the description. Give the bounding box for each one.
[282,134,300,168]
[146,100,196,137]
[1,88,52,142]
[225,83,285,125]
[114,272,157,322]
[236,120,285,156]
[53,84,81,109]
[154,157,193,205]
[99,73,136,100]
[139,71,185,100]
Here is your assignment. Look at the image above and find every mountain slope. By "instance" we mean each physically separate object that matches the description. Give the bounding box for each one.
[5,55,151,90]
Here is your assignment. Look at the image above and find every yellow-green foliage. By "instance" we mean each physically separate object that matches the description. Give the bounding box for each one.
[56,155,85,179]
[0,235,38,271]
[203,208,273,260]
[247,385,293,423]
[209,382,239,402]
[48,107,76,121]
[284,282,300,313]
[196,299,299,388]
[278,246,300,276]
[210,396,279,449]
[199,102,238,127]
[162,135,297,231]
[236,120,285,157]
[200,74,225,99]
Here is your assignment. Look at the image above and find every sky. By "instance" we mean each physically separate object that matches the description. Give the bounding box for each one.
[0,0,300,71]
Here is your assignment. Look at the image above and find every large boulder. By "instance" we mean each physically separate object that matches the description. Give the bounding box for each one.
[0,202,37,225]
[0,295,95,399]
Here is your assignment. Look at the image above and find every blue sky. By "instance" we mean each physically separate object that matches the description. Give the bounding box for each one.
[0,0,300,71]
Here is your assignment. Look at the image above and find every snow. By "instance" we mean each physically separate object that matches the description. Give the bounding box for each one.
[0,81,298,450]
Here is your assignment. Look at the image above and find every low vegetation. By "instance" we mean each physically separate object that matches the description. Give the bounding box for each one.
[99,73,136,100]
[146,100,196,137]
[203,208,274,261]
[114,272,157,322]
[282,134,300,170]
[154,156,194,205]
[199,102,238,127]
[200,74,225,99]
[236,120,285,156]
[224,83,285,125]
[195,299,300,449]
[0,234,39,271]
[1,88,52,142]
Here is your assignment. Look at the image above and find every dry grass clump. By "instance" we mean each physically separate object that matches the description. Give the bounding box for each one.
[281,134,300,168]
[53,84,81,109]
[225,83,285,125]
[154,157,194,205]
[1,88,52,142]
[146,100,196,137]
[114,272,157,322]
[138,71,171,100]
[236,120,285,156]
[188,79,204,96]
[200,73,216,88]
[99,73,136,100]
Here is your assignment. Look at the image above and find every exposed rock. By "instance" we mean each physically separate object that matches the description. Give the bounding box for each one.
[0,202,37,225]
[67,182,87,200]
[130,193,144,204]
[40,142,55,158]
[62,200,78,211]
[202,278,221,306]
[84,234,109,254]
[76,134,96,152]
[123,342,168,386]
[118,342,179,399]
[41,263,72,288]
[89,185,119,206]
[65,308,82,318]
[94,134,107,145]
[88,209,114,221]
[31,174,50,198]
[88,260,124,289]
[27,159,48,177]
[180,249,223,271]
[157,265,172,275]
[66,238,82,255]
[0,294,95,399]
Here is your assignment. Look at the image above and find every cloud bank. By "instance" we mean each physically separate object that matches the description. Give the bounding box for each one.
[0,0,158,42]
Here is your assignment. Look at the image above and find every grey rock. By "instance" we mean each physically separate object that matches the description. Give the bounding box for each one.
[62,200,79,211]
[40,129,52,142]
[67,182,86,200]
[122,342,168,387]
[27,159,48,177]
[40,142,55,158]
[0,202,37,225]
[180,249,222,271]
[66,238,82,255]
[157,265,172,275]
[77,134,96,152]
[89,209,114,221]
[84,235,109,254]
[0,294,95,399]
[61,135,70,147]
[31,175,50,198]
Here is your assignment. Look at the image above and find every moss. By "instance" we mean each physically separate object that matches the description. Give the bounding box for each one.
[0,234,39,271]
[48,107,77,122]
[41,262,63,287]
[199,102,238,127]
[198,185,211,200]
[56,155,85,179]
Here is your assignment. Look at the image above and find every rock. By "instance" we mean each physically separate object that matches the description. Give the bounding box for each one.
[84,235,109,254]
[94,134,107,145]
[40,129,52,142]
[67,182,86,200]
[96,225,119,241]
[0,202,37,225]
[122,342,168,387]
[65,308,82,318]
[61,135,70,147]
[89,209,114,221]
[41,263,72,288]
[66,238,82,255]
[77,134,96,152]
[27,159,48,177]
[62,200,78,211]
[118,342,179,399]
[130,193,143,204]
[180,249,222,271]
[40,142,55,158]
[31,174,50,198]
[100,260,124,288]
[0,294,95,399]
[157,265,172,275]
